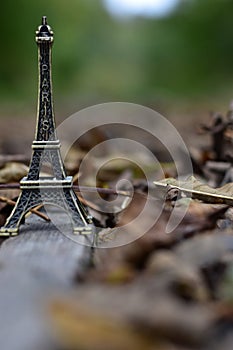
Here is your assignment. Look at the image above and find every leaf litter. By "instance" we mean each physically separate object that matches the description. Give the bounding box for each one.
[2,108,233,349]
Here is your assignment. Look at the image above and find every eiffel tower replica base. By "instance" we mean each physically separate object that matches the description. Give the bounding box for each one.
[0,17,93,236]
[0,176,92,236]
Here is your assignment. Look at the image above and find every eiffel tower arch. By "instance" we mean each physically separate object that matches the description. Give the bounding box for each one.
[0,17,93,236]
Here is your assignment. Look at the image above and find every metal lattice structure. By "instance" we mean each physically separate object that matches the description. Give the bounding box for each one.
[0,17,93,236]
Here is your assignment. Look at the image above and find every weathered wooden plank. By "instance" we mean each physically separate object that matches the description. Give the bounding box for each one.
[0,208,93,350]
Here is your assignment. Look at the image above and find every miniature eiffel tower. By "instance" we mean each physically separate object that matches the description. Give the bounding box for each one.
[0,17,93,236]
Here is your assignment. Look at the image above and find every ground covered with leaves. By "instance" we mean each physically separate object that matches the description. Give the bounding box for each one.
[1,106,233,350]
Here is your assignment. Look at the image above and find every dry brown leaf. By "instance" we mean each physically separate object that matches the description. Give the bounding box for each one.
[49,300,161,350]
[154,176,233,205]
[146,251,209,301]
[48,282,215,349]
[0,162,28,183]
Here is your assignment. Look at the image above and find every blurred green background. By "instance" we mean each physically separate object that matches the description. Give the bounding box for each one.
[1,0,233,116]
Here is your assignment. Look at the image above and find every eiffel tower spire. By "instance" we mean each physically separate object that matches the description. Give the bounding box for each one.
[27,16,65,181]
[35,16,56,142]
[0,17,93,236]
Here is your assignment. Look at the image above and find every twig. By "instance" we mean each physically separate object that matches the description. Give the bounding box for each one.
[0,183,134,198]
[73,185,133,198]
[76,195,102,212]
[0,196,50,222]
[0,183,20,189]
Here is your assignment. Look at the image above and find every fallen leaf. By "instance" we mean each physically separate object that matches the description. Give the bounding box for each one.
[49,300,161,350]
[49,284,215,349]
[0,162,28,183]
[146,250,209,301]
[154,176,233,205]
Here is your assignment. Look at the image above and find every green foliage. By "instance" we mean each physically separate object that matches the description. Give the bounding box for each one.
[1,0,233,107]
[144,0,233,98]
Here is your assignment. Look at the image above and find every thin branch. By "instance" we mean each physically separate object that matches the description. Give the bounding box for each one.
[77,195,102,212]
[0,183,134,197]
[0,183,20,189]
[73,185,133,198]
[0,196,50,222]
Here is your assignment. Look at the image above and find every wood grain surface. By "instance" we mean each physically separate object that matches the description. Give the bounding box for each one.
[0,208,93,350]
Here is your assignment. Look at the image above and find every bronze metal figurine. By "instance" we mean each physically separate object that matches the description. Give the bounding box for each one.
[0,17,93,236]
